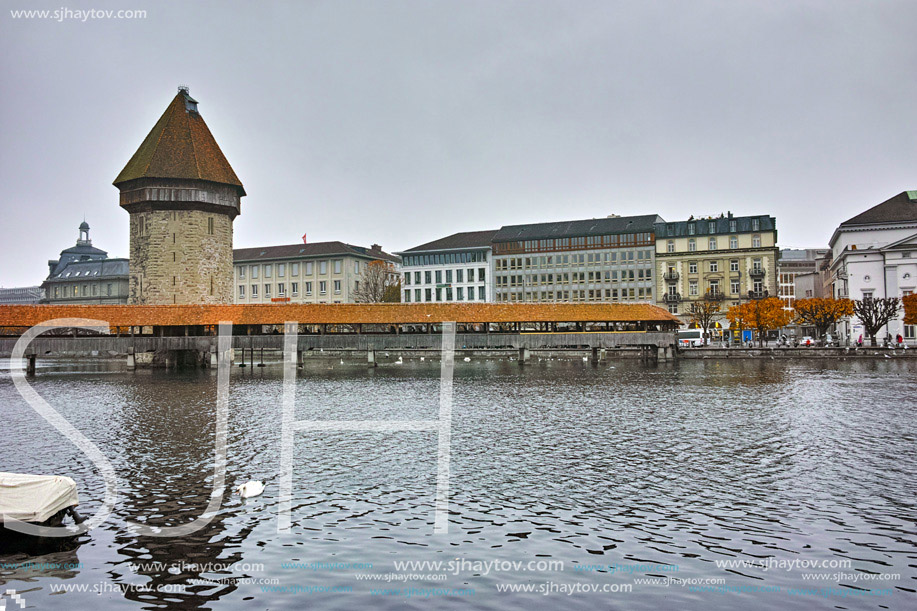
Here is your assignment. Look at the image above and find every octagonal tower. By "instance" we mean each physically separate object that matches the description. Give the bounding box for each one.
[114,86,245,304]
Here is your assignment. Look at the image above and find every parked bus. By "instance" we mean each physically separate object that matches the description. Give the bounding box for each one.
[676,329,704,347]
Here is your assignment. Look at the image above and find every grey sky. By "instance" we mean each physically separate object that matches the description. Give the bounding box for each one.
[1,0,914,287]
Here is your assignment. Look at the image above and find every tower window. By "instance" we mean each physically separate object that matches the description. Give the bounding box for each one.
[208,217,214,235]
[138,217,145,237]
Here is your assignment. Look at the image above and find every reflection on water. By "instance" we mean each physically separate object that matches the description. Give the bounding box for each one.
[1,358,916,610]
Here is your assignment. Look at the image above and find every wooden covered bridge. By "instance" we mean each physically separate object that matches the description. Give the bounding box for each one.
[0,303,680,369]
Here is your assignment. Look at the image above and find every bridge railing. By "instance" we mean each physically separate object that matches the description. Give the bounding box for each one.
[0,331,676,356]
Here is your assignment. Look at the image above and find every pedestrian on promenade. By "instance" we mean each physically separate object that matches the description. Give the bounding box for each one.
[857,334,863,347]
[897,333,903,348]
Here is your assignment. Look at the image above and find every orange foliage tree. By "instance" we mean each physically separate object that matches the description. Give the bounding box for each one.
[904,294,917,326]
[688,299,721,346]
[727,297,793,346]
[793,298,854,339]
[354,261,401,303]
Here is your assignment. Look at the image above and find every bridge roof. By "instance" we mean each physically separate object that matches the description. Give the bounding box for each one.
[0,303,679,327]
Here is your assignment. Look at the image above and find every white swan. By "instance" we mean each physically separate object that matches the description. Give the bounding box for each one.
[463,357,471,362]
[395,356,404,365]
[236,480,265,498]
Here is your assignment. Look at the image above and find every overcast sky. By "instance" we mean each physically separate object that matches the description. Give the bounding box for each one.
[1,0,915,287]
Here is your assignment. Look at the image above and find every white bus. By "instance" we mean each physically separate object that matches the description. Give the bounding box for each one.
[676,329,704,347]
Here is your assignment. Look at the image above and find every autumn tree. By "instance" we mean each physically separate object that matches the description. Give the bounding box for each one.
[793,297,854,339]
[381,278,402,303]
[903,294,917,326]
[353,260,401,303]
[853,296,900,346]
[688,299,721,346]
[726,297,792,347]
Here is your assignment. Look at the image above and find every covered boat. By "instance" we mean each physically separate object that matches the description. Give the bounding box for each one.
[0,472,81,526]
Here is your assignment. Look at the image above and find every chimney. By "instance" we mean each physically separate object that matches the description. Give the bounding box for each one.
[302,233,307,244]
[371,243,381,252]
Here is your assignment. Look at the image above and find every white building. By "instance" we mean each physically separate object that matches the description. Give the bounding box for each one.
[233,241,400,304]
[396,230,497,303]
[829,191,917,344]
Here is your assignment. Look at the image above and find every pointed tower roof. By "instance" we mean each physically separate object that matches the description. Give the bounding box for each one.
[114,87,245,195]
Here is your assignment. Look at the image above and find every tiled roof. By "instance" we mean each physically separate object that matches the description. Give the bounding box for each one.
[655,215,775,238]
[0,303,680,327]
[400,230,499,253]
[44,258,129,283]
[114,90,244,194]
[234,241,400,263]
[839,191,917,227]
[493,215,662,243]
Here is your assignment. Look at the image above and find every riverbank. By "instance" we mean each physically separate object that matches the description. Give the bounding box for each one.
[679,346,916,358]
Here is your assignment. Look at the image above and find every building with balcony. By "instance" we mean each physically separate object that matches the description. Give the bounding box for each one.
[41,221,130,304]
[396,230,497,303]
[233,241,400,304]
[491,215,661,303]
[654,213,778,328]
[828,190,917,344]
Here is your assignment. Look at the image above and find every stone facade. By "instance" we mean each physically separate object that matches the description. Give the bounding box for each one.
[129,207,233,304]
[115,88,245,306]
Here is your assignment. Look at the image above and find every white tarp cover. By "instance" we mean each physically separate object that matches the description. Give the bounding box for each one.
[0,472,79,523]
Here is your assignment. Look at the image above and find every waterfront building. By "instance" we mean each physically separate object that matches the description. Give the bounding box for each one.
[491,215,661,303]
[41,221,129,304]
[654,213,778,328]
[396,230,497,303]
[0,286,44,305]
[233,241,400,304]
[114,87,245,305]
[777,248,829,311]
[829,190,917,343]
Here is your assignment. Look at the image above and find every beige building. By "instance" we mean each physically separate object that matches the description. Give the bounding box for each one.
[654,214,778,328]
[233,242,400,304]
[114,87,245,305]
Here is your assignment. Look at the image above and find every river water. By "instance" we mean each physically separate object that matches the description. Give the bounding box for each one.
[1,357,915,610]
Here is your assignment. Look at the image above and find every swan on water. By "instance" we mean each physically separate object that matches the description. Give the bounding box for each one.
[236,481,265,498]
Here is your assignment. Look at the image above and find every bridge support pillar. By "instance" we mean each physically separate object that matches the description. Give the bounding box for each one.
[127,347,135,370]
[297,349,304,369]
[518,347,529,364]
[210,347,218,368]
[25,353,36,376]
[591,346,599,366]
[368,349,376,367]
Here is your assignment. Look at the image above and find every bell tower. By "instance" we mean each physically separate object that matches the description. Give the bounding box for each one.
[114,86,245,304]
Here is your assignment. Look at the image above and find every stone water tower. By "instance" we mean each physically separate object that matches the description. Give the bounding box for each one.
[114,86,245,304]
